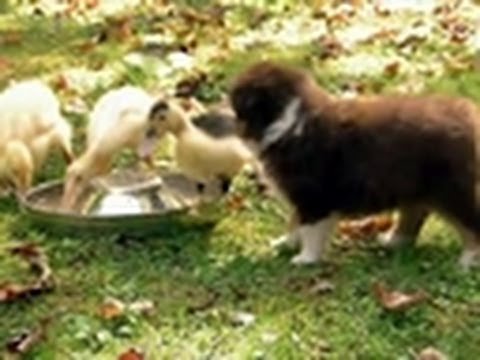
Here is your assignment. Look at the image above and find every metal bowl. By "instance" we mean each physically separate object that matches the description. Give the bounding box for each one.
[19,169,221,236]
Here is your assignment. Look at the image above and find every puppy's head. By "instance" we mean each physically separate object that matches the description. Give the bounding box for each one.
[229,61,307,141]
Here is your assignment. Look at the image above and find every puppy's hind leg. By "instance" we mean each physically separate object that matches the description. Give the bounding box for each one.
[291,216,338,265]
[379,206,429,249]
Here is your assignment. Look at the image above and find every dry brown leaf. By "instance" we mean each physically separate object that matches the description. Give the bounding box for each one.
[317,35,344,60]
[0,31,22,46]
[338,215,394,240]
[0,57,11,71]
[449,22,472,44]
[76,40,98,53]
[51,74,71,92]
[384,61,401,77]
[10,243,42,259]
[6,319,49,354]
[321,4,357,27]
[417,347,448,360]
[0,283,27,302]
[226,194,246,212]
[86,0,99,10]
[175,72,208,98]
[0,244,54,303]
[98,297,126,320]
[372,282,430,312]
[11,244,52,284]
[118,347,145,360]
[309,279,335,295]
[112,17,134,41]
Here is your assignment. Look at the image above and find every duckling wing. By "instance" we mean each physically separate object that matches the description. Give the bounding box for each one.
[191,112,237,139]
[87,87,154,147]
[0,80,62,146]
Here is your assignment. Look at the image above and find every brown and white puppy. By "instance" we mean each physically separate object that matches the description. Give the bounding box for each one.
[229,61,480,268]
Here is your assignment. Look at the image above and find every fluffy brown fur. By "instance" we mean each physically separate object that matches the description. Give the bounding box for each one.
[229,61,480,267]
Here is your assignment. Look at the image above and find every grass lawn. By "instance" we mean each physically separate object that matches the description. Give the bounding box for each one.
[1,1,480,359]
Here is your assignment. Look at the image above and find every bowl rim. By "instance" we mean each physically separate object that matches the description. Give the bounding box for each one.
[19,179,190,222]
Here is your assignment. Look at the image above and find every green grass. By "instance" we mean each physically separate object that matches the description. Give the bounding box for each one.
[1,2,480,359]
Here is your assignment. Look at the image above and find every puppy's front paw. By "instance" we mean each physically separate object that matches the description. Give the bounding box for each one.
[291,252,320,265]
[270,233,299,250]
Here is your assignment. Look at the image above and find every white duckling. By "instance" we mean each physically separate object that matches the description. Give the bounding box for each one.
[0,80,73,195]
[137,97,261,194]
[61,86,155,210]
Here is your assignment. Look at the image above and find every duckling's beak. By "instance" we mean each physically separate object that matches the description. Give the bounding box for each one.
[137,136,157,164]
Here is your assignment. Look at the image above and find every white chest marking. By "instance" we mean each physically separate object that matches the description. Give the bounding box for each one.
[260,98,301,152]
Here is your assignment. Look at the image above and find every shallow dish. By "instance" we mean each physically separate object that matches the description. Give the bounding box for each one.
[19,169,221,236]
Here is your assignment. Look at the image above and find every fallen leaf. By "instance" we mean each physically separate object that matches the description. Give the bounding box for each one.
[395,23,430,49]
[226,193,246,211]
[175,72,208,97]
[11,244,52,284]
[0,31,22,46]
[309,279,335,295]
[338,215,394,240]
[75,40,98,53]
[316,35,344,60]
[322,4,357,27]
[6,319,49,354]
[0,244,54,303]
[118,347,145,360]
[384,61,401,77]
[0,57,11,71]
[51,74,71,92]
[372,282,430,312]
[85,0,99,10]
[0,283,26,302]
[449,22,472,44]
[417,347,448,360]
[10,243,42,259]
[98,297,126,320]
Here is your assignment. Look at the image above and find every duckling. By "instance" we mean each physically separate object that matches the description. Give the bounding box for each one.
[61,86,155,210]
[0,80,73,195]
[137,97,262,195]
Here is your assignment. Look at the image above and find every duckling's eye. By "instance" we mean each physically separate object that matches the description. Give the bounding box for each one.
[149,101,169,122]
